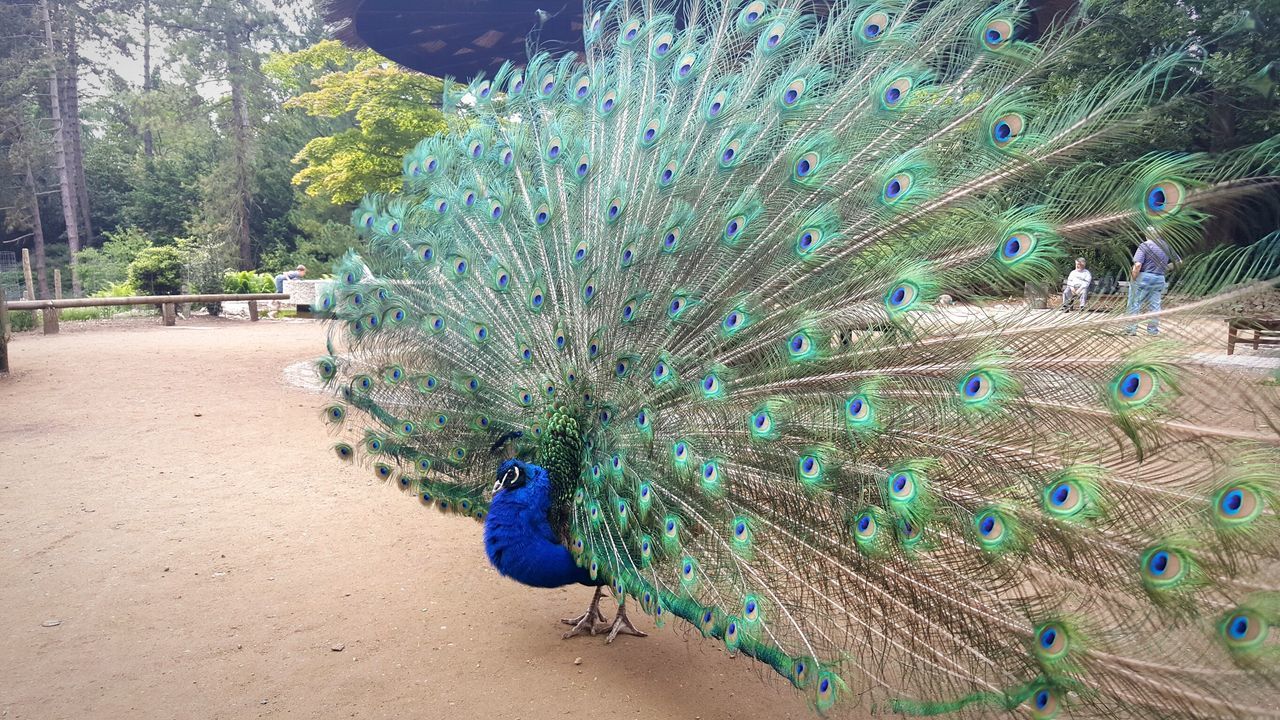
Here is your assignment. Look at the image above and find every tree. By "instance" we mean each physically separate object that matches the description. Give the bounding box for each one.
[265,40,448,205]
[157,0,294,269]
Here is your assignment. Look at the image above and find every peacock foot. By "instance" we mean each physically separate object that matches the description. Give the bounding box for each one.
[561,586,610,639]
[603,597,647,644]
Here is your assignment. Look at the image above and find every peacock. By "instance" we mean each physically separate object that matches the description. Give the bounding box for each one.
[314,0,1280,716]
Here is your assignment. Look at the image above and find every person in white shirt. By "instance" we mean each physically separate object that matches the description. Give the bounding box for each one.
[1060,257,1091,311]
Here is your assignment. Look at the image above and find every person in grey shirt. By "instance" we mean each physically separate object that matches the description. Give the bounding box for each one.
[1126,227,1178,335]
[270,265,307,318]
[274,264,307,293]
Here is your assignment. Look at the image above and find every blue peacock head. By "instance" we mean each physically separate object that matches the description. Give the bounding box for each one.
[491,458,551,506]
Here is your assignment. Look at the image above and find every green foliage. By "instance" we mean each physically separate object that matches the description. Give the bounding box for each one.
[175,234,236,314]
[9,310,35,333]
[1041,0,1280,251]
[93,280,139,298]
[257,192,354,275]
[126,246,184,296]
[264,40,449,204]
[75,227,153,294]
[222,270,275,294]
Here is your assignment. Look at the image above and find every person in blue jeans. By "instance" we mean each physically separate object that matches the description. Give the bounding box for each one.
[274,264,307,293]
[1126,228,1178,335]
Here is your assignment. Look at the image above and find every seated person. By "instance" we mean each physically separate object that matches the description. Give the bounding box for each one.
[1061,257,1091,311]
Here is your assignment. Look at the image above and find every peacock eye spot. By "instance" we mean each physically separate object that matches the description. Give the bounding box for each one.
[1222,489,1244,514]
[1040,628,1057,648]
[1149,551,1169,575]
[1120,372,1141,396]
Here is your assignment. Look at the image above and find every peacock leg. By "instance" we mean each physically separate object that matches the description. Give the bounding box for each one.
[561,586,610,638]
[603,596,647,643]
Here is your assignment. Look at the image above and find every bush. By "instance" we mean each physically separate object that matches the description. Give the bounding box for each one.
[53,282,142,321]
[177,235,236,316]
[126,246,185,296]
[9,309,35,332]
[222,270,277,295]
[93,281,139,298]
[76,227,153,295]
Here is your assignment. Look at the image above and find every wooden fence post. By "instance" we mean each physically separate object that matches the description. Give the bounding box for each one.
[41,304,59,334]
[54,269,62,299]
[247,300,259,321]
[21,248,38,328]
[162,302,176,326]
[0,289,10,374]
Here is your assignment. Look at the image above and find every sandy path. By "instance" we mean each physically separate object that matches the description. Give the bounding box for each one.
[0,317,806,720]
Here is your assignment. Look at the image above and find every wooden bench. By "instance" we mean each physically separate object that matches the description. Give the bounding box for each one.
[1227,317,1280,355]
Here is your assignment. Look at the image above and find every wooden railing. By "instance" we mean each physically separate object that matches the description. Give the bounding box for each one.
[0,292,288,374]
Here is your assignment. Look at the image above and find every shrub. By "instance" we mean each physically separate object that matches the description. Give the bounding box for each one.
[126,246,185,296]
[10,309,35,332]
[93,281,138,298]
[222,270,277,295]
[76,227,153,295]
[54,282,143,320]
[176,235,235,315]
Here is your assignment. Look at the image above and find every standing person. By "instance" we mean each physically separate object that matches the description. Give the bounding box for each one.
[1126,227,1178,335]
[1060,257,1091,311]
[270,265,306,318]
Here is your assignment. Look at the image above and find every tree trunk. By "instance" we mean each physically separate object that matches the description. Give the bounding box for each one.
[24,162,50,301]
[142,0,154,158]
[1198,88,1239,250]
[63,10,93,244]
[40,0,82,295]
[225,23,254,270]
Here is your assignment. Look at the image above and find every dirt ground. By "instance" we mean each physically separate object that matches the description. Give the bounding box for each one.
[0,316,807,720]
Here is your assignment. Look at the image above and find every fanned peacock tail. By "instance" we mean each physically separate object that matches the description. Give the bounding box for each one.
[317,0,1280,716]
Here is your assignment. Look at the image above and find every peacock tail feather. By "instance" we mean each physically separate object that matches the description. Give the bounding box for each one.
[318,0,1280,716]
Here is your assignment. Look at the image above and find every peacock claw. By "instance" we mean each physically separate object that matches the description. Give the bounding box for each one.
[561,586,610,638]
[603,598,647,644]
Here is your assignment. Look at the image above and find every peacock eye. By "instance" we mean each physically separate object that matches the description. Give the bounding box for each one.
[496,465,523,493]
